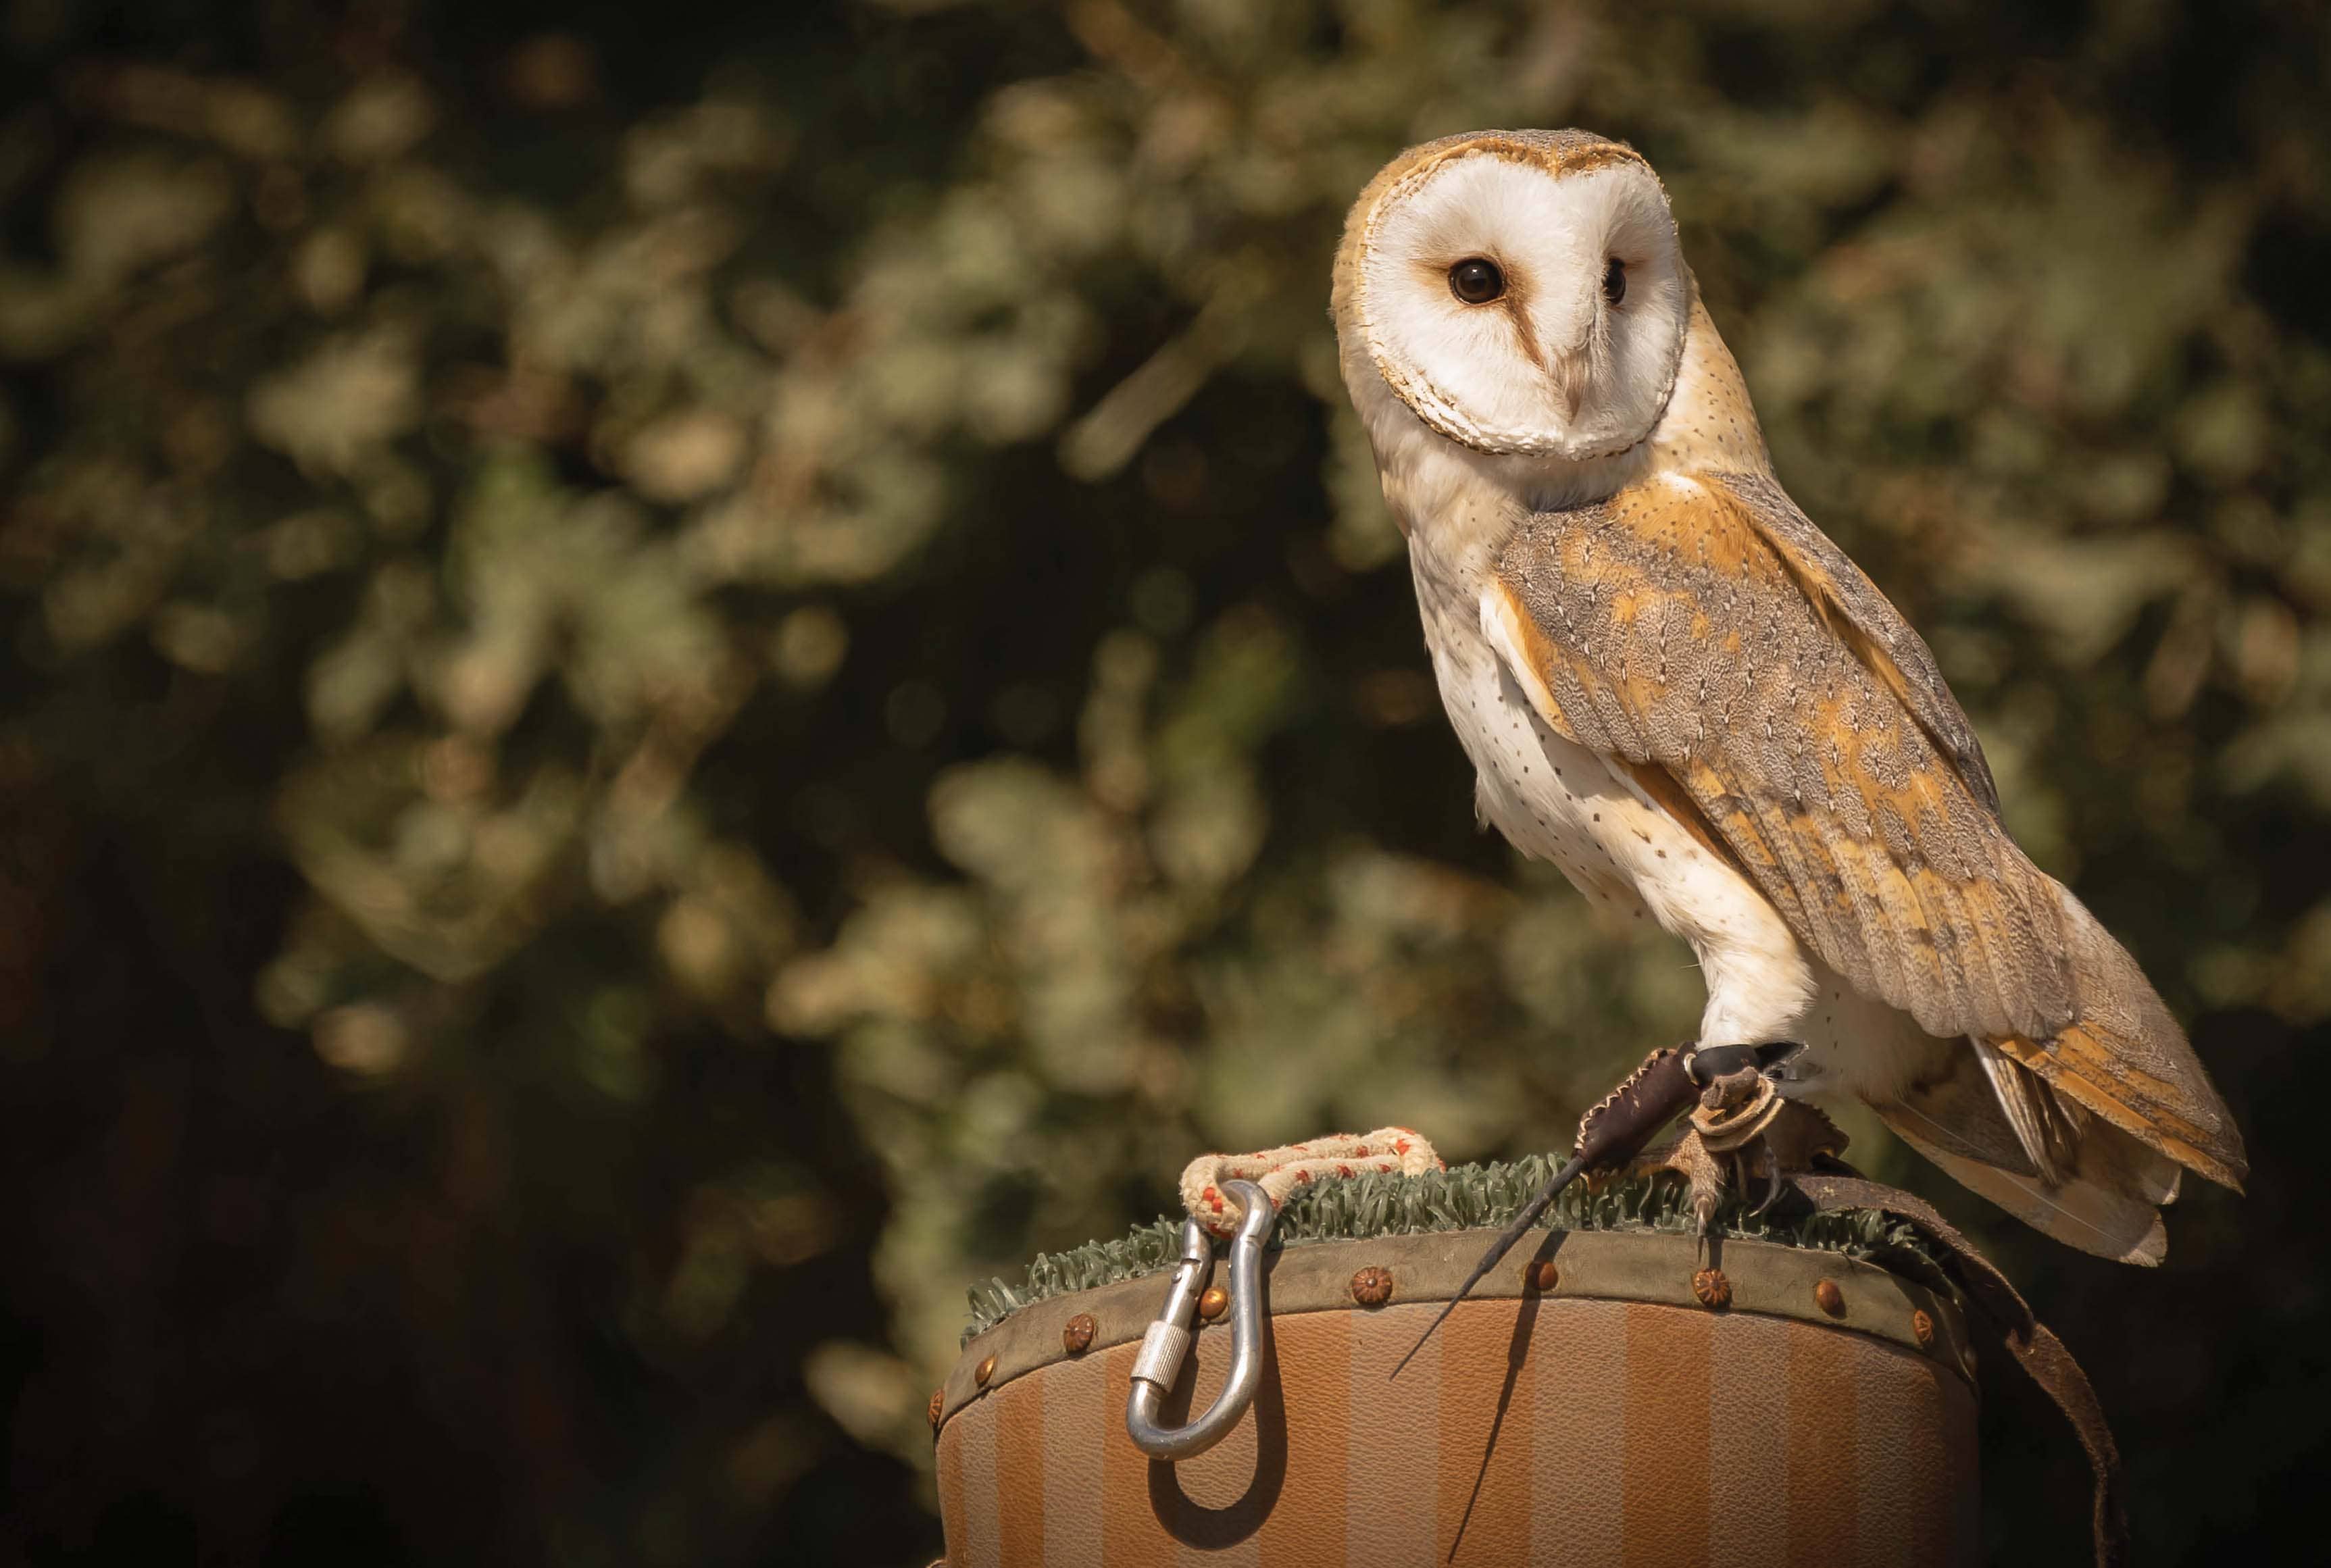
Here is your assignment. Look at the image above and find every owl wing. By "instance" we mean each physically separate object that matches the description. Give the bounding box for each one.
[1485,469,2074,1042]
[1483,470,2245,1193]
[1712,470,2003,817]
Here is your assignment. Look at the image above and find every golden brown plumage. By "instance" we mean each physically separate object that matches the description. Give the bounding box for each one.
[1494,476,2074,1044]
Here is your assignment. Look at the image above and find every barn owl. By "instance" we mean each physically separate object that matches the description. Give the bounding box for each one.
[1331,129,2245,1263]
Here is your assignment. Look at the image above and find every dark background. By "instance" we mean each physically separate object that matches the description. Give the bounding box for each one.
[3,1,2327,1562]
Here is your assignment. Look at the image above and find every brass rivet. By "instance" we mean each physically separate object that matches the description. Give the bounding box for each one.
[1063,1313,1097,1354]
[928,1387,945,1432]
[1530,1260,1560,1292]
[1911,1309,1936,1350]
[1350,1265,1395,1307]
[1692,1267,1732,1310]
[974,1354,997,1387]
[1197,1286,1230,1321]
[1814,1279,1845,1317]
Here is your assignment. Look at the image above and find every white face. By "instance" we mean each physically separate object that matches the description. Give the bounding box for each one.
[1353,151,1690,461]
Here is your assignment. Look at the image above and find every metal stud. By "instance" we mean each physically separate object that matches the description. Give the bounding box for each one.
[1692,1267,1732,1310]
[974,1354,997,1387]
[1530,1260,1560,1292]
[1063,1313,1097,1354]
[1197,1286,1230,1321]
[1911,1309,1936,1350]
[1814,1278,1845,1317]
[1350,1266,1394,1307]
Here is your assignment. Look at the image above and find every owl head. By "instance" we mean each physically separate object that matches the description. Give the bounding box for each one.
[1333,130,1690,465]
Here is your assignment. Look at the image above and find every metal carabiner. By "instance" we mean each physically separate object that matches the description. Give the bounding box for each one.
[1124,1178,1274,1461]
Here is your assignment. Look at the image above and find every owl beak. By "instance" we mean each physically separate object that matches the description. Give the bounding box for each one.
[1550,351,1590,424]
[1549,288,1611,423]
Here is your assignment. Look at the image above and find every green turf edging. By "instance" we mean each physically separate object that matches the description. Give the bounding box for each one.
[963,1157,1953,1342]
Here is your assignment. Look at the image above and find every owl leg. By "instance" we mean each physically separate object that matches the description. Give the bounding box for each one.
[1682,894,1818,1048]
[1652,1125,1729,1235]
[1649,1048,1845,1221]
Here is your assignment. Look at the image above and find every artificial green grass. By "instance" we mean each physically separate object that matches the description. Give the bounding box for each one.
[965,1157,1951,1342]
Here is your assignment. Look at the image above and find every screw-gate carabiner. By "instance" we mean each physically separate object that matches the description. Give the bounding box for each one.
[1124,1178,1273,1460]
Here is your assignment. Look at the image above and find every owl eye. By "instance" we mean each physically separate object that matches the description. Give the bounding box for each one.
[1603,257,1627,306]
[1448,257,1505,305]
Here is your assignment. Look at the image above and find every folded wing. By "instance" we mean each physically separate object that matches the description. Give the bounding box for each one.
[1484,470,2245,1219]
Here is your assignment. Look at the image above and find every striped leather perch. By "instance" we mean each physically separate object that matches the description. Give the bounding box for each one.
[936,1229,1980,1568]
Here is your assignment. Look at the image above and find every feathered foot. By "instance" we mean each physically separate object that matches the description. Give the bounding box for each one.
[1638,1055,1852,1233]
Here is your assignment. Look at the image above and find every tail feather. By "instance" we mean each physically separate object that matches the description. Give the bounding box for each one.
[1869,879,2238,1264]
[1870,1040,2177,1263]
[1972,1036,2065,1183]
[1881,1105,2178,1265]
[1870,1044,2040,1176]
[1990,883,2246,1193]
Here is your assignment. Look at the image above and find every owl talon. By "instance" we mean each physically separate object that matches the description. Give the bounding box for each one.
[1748,1143,1784,1217]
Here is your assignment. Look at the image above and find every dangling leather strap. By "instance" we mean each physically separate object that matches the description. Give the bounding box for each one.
[1792,1175,2128,1568]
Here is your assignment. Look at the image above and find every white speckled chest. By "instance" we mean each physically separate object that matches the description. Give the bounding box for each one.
[1412,560,1652,923]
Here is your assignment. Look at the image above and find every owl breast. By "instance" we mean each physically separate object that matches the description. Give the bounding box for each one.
[1424,603,1656,922]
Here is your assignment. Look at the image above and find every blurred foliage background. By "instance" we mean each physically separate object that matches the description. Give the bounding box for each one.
[1,0,2326,1562]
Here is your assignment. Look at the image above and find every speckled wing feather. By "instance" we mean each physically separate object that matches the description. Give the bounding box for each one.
[1488,470,2247,1191]
[1490,471,2078,1044]
[1717,470,2003,817]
